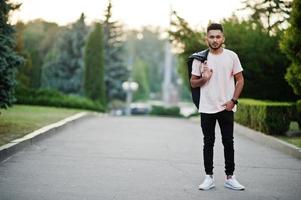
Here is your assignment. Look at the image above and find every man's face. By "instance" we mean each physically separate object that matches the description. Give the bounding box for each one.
[206,30,225,50]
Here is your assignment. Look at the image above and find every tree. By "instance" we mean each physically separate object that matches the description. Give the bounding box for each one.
[103,0,128,101]
[132,59,150,101]
[241,0,292,34]
[168,11,207,95]
[42,13,88,95]
[84,23,106,106]
[0,0,23,108]
[15,21,33,89]
[222,16,296,100]
[23,19,62,88]
[280,0,301,95]
[126,27,167,98]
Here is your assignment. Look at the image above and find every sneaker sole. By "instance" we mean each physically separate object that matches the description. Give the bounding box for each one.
[199,183,215,190]
[224,183,245,191]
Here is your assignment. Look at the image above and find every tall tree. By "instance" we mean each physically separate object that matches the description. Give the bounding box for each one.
[0,0,23,108]
[280,0,301,95]
[103,0,128,101]
[241,0,292,34]
[84,23,106,106]
[42,13,88,95]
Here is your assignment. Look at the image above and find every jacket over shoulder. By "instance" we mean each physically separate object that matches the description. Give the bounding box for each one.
[187,49,209,109]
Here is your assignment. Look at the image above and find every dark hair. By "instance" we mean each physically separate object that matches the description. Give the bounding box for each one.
[207,23,223,33]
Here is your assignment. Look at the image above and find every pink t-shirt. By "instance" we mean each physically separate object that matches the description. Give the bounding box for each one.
[191,48,243,114]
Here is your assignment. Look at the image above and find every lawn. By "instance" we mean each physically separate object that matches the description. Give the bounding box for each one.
[0,105,83,146]
[276,136,301,148]
[276,122,301,148]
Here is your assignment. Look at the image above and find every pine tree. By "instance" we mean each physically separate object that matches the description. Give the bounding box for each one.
[0,0,23,108]
[42,13,88,95]
[280,0,301,95]
[84,23,106,106]
[103,0,128,101]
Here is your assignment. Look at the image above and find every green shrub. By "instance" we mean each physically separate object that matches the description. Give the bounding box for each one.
[235,99,294,135]
[15,87,104,112]
[150,105,182,117]
[296,100,301,128]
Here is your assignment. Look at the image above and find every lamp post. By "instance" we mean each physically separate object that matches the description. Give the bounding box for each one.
[122,80,139,116]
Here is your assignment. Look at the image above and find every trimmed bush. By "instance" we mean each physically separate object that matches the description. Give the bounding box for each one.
[15,87,104,112]
[235,99,294,135]
[150,105,182,117]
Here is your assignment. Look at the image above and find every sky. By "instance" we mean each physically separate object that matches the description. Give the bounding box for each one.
[11,0,248,29]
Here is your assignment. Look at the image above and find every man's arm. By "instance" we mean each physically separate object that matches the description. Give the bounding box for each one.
[232,71,244,100]
[190,75,209,88]
[190,66,213,88]
[222,71,244,111]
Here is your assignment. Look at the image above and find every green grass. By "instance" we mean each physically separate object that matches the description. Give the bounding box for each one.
[0,105,83,146]
[276,136,301,148]
[275,122,301,148]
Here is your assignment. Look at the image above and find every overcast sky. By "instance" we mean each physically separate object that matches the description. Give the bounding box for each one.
[11,0,248,29]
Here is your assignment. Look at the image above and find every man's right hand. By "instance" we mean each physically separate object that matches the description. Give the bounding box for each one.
[201,67,213,81]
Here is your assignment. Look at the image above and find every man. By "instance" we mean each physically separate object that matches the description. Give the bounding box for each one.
[190,23,245,191]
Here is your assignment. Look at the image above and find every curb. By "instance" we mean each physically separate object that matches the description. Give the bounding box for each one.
[0,112,90,163]
[234,123,301,160]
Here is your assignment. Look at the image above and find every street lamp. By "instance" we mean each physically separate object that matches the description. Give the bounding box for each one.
[122,80,139,116]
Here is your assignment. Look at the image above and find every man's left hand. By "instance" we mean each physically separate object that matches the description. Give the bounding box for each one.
[222,101,235,111]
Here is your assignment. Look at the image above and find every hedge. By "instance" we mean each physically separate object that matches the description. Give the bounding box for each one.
[150,105,183,117]
[15,87,105,112]
[235,99,295,135]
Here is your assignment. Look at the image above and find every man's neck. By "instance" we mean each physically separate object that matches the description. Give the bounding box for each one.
[209,47,223,55]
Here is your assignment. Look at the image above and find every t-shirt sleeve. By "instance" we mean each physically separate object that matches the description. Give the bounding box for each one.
[191,59,202,76]
[233,53,243,75]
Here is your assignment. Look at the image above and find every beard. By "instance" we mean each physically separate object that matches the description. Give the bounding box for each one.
[209,42,223,50]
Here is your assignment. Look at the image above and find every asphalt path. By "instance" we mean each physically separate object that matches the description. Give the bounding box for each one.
[0,116,300,200]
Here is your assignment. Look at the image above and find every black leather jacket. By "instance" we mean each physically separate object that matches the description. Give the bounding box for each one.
[187,49,209,109]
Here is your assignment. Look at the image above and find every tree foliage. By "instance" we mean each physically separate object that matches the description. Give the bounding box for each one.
[42,13,88,95]
[223,16,296,100]
[280,0,301,95]
[132,58,150,101]
[168,11,207,93]
[241,0,292,33]
[15,21,33,89]
[0,0,23,108]
[84,23,106,106]
[22,19,62,88]
[103,0,128,101]
[126,27,167,98]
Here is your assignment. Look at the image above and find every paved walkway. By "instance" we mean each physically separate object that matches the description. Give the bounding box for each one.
[0,116,300,200]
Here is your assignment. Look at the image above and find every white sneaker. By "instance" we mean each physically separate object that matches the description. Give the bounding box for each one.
[224,175,245,190]
[199,175,215,190]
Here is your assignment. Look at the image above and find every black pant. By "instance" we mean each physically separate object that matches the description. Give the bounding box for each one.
[200,110,235,176]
